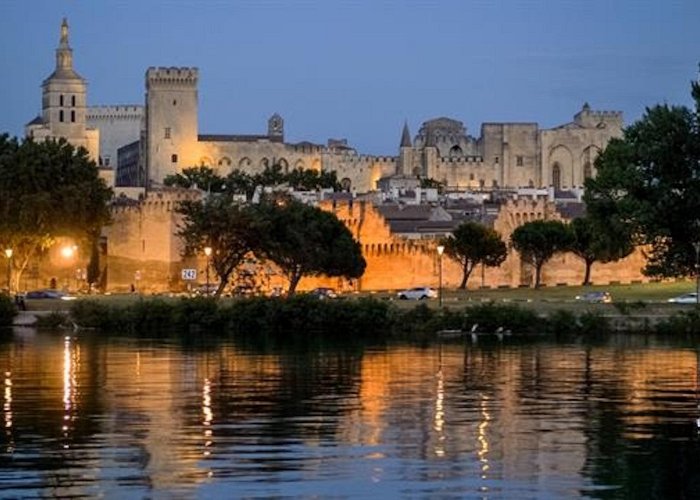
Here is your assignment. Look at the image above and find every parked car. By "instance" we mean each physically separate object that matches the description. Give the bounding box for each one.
[309,287,338,299]
[25,289,76,301]
[575,291,612,303]
[397,286,437,300]
[668,292,699,304]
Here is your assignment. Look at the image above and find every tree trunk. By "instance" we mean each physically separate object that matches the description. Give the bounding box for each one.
[534,263,543,288]
[287,271,302,296]
[459,261,474,290]
[582,259,593,286]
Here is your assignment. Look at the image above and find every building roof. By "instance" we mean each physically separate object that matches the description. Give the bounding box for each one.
[26,115,44,126]
[400,122,412,148]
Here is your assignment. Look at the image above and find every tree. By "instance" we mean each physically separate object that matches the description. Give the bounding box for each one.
[511,220,573,288]
[164,166,226,192]
[0,136,112,291]
[569,216,633,285]
[441,222,507,289]
[254,197,366,294]
[584,80,700,277]
[176,195,262,297]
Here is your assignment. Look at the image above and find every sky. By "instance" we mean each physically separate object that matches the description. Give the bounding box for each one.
[1,0,698,155]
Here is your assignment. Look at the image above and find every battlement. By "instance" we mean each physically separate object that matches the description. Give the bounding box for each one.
[146,67,198,88]
[439,156,484,164]
[111,187,201,215]
[574,103,623,127]
[87,105,144,121]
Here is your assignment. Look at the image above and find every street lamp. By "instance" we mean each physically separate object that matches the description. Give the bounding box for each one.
[437,244,445,308]
[4,248,12,294]
[204,246,213,294]
[61,245,77,291]
[693,242,700,305]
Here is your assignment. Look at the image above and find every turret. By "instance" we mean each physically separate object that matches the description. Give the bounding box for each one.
[144,67,199,185]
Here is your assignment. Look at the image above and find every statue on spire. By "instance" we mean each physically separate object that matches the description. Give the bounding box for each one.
[60,18,69,47]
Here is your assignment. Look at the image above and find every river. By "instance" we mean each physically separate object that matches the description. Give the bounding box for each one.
[1,329,699,498]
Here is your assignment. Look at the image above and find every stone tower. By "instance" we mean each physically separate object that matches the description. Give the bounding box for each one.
[397,121,415,175]
[144,67,199,186]
[268,113,284,140]
[26,18,99,161]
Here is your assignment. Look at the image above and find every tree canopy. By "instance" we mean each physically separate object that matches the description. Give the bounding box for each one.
[569,216,634,285]
[254,196,366,294]
[511,219,573,288]
[584,80,700,277]
[176,195,263,296]
[164,164,341,199]
[0,135,112,291]
[441,221,507,289]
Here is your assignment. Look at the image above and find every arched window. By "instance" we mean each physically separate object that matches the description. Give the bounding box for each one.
[341,177,352,191]
[552,163,561,189]
[449,145,463,157]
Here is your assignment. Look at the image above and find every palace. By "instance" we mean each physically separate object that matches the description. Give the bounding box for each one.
[21,19,646,293]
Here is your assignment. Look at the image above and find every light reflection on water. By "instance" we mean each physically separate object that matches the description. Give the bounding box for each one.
[0,330,699,498]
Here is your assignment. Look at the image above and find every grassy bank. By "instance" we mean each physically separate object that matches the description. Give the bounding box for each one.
[50,293,700,338]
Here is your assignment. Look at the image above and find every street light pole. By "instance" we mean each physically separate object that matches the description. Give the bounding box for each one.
[437,244,445,308]
[204,246,213,295]
[4,248,12,294]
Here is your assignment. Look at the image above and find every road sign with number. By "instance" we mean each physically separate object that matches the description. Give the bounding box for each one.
[181,268,197,280]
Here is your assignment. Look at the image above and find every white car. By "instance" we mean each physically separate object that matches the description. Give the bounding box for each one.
[668,293,699,304]
[397,286,437,300]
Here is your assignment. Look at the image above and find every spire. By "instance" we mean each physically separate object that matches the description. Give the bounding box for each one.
[400,121,412,148]
[45,17,83,82]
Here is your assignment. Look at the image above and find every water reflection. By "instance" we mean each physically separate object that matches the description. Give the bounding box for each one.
[0,331,699,497]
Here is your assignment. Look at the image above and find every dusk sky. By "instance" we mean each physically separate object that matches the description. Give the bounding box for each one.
[1,0,698,154]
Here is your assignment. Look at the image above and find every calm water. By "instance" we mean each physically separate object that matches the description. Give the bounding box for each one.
[1,329,700,498]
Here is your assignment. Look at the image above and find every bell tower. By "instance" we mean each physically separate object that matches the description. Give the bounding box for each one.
[25,18,99,162]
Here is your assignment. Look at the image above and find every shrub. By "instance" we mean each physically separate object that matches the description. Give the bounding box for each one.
[35,311,69,329]
[463,303,540,334]
[545,309,579,335]
[0,294,17,327]
[577,311,611,335]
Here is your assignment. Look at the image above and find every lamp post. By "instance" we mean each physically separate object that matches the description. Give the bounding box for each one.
[693,242,700,305]
[4,248,12,294]
[437,244,445,308]
[204,246,213,294]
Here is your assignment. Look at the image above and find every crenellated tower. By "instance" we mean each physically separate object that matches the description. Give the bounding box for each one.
[144,67,199,186]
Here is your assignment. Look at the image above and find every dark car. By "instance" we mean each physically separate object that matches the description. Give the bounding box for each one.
[309,287,338,299]
[25,289,76,301]
[575,291,612,303]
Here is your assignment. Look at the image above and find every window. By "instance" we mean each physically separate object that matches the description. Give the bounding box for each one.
[164,127,171,139]
[171,154,178,163]
[516,155,524,167]
[172,100,177,106]
[494,156,499,164]
[71,110,75,122]
[552,163,561,189]
[71,95,76,107]
[60,95,64,106]
[59,110,64,122]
